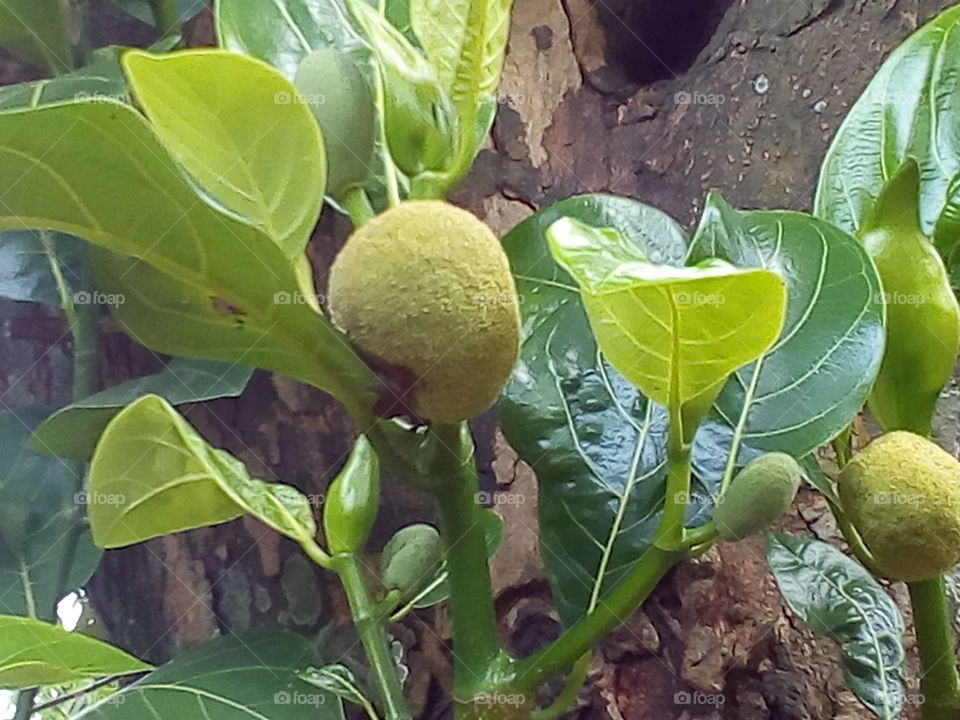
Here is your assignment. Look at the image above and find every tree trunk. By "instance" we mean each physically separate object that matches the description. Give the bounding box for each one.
[3,1,955,718]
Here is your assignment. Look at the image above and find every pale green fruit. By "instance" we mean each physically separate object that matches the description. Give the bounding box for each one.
[839,431,960,582]
[328,201,521,422]
[714,452,803,542]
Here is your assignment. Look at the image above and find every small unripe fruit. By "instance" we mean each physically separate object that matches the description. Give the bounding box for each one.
[328,201,521,422]
[714,453,803,542]
[839,431,960,582]
[380,523,443,601]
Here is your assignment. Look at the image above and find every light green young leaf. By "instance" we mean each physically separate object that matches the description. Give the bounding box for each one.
[123,49,326,258]
[0,0,73,75]
[547,217,787,428]
[89,395,316,548]
[0,615,150,689]
[411,0,511,174]
[0,100,376,412]
[31,358,254,461]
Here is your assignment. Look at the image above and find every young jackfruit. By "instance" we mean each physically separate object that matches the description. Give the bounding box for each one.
[838,431,960,582]
[328,201,521,422]
[714,453,803,542]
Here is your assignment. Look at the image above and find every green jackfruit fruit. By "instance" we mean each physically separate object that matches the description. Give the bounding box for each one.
[714,453,803,542]
[380,523,443,601]
[328,201,521,422]
[838,431,960,582]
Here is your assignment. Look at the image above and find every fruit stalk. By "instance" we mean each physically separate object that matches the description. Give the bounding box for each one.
[333,553,412,720]
[431,424,506,698]
[908,577,960,720]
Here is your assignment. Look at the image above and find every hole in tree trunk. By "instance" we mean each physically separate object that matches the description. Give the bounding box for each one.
[595,0,734,84]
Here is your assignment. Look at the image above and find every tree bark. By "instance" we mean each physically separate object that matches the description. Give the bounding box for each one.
[2,1,955,718]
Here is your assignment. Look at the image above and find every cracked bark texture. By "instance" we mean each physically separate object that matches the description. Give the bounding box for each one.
[0,1,957,718]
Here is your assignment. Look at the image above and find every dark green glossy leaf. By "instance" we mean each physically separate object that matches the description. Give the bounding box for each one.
[0,230,87,307]
[75,630,344,719]
[500,195,687,625]
[89,395,316,548]
[688,195,884,492]
[0,615,150,689]
[0,0,73,74]
[767,533,905,720]
[0,408,100,620]
[31,358,254,462]
[813,4,960,279]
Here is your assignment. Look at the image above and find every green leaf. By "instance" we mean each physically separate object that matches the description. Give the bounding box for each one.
[813,4,960,278]
[0,100,376,410]
[767,533,905,720]
[500,195,687,624]
[110,0,206,25]
[123,49,326,257]
[0,0,74,74]
[0,408,101,620]
[74,630,344,719]
[0,615,150,689]
[548,215,786,432]
[346,0,458,179]
[216,0,370,81]
[0,230,87,306]
[89,395,316,548]
[410,0,511,174]
[0,49,126,111]
[31,358,254,461]
[688,195,885,488]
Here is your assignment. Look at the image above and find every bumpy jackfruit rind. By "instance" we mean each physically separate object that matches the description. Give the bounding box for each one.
[838,431,960,582]
[328,201,521,422]
[714,452,803,542]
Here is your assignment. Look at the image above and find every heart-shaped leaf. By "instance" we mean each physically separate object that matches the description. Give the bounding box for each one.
[767,533,905,720]
[31,358,254,461]
[123,50,326,257]
[547,215,786,432]
[0,615,150,689]
[89,395,316,548]
[74,630,344,719]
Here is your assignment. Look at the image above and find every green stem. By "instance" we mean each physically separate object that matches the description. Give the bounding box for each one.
[343,188,376,227]
[372,75,401,208]
[511,545,680,690]
[14,689,37,720]
[333,554,411,720]
[653,407,691,551]
[148,0,182,37]
[431,424,505,697]
[908,577,960,720]
[530,652,590,720]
